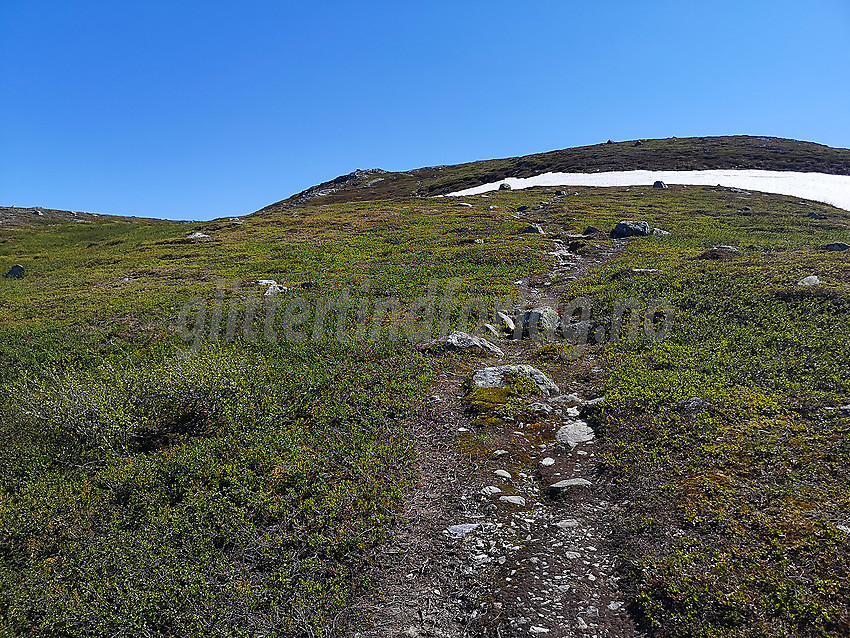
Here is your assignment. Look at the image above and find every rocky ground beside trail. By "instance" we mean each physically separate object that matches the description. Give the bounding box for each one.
[354,201,649,637]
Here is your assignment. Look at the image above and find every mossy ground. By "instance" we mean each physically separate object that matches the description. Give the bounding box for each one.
[1,179,849,636]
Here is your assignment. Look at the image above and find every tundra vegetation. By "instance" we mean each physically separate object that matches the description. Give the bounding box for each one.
[1,160,850,636]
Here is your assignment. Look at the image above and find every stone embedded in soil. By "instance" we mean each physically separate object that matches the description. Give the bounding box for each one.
[555,420,595,447]
[481,485,502,496]
[549,393,583,405]
[540,457,555,467]
[495,469,513,479]
[447,523,480,538]
[548,478,593,496]
[472,364,559,396]
[499,495,526,506]
[798,275,821,286]
[421,330,505,357]
[553,518,580,529]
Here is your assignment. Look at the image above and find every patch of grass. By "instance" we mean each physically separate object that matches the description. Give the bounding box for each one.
[0,342,425,636]
[464,372,542,425]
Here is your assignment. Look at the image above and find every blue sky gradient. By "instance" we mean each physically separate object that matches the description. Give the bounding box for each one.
[2,0,849,220]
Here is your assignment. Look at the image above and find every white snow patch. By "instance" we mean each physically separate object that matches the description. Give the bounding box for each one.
[443,169,850,212]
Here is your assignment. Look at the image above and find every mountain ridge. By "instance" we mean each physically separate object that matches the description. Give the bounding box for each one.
[258,135,850,213]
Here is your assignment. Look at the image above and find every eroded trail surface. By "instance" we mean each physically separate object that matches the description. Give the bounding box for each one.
[357,204,646,637]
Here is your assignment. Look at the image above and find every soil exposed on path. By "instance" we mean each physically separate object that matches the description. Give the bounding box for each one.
[352,200,649,637]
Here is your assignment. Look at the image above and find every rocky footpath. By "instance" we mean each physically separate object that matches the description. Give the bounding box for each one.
[354,207,659,637]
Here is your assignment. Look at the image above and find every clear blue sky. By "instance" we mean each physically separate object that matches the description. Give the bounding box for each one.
[2,1,849,221]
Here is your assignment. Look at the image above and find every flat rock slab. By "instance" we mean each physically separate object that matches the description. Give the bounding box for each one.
[422,331,504,357]
[556,419,595,447]
[548,478,592,496]
[472,364,559,396]
[798,275,821,286]
[499,495,526,507]
[446,523,480,538]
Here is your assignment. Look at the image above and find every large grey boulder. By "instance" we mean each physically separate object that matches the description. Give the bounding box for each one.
[3,264,24,279]
[519,306,561,337]
[472,364,559,396]
[822,242,850,252]
[611,221,651,238]
[422,331,504,357]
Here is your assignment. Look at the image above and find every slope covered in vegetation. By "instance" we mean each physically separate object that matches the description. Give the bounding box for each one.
[1,137,849,636]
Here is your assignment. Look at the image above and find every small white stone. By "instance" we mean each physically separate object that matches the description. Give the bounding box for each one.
[540,457,555,467]
[481,485,502,496]
[495,469,513,479]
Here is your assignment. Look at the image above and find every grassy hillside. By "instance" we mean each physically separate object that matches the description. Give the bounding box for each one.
[259,135,850,211]
[2,138,850,636]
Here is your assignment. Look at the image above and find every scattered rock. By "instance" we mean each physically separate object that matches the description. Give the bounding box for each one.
[822,242,850,252]
[263,283,288,297]
[548,478,592,496]
[481,486,502,496]
[652,227,670,236]
[549,393,583,406]
[698,245,741,259]
[530,402,554,414]
[633,141,643,147]
[300,280,317,290]
[484,323,500,338]
[454,202,473,208]
[653,181,668,189]
[186,231,210,239]
[553,518,580,529]
[610,221,651,238]
[499,495,526,507]
[555,420,595,447]
[807,212,826,220]
[529,627,550,635]
[798,275,821,287]
[680,397,711,412]
[523,223,546,235]
[517,205,529,212]
[446,523,480,538]
[606,139,614,145]
[519,307,561,337]
[472,364,559,396]
[495,469,513,479]
[496,312,516,333]
[582,226,604,236]
[540,457,555,467]
[3,264,24,279]
[421,331,505,357]
[499,183,512,191]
